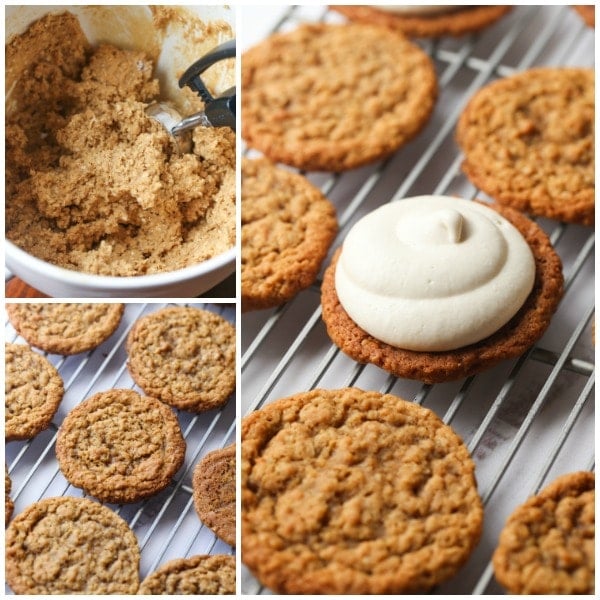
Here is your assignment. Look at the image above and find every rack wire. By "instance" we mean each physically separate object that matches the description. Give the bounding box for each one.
[4,302,236,594]
[241,5,595,595]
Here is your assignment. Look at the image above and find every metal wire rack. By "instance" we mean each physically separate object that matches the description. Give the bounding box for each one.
[4,302,236,594]
[241,5,595,595]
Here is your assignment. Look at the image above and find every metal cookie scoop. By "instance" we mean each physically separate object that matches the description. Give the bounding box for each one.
[146,38,236,152]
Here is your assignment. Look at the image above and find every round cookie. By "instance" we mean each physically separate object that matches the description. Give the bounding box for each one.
[6,303,125,354]
[321,201,564,384]
[493,471,594,595]
[137,554,235,594]
[5,343,64,441]
[5,465,14,526]
[126,306,236,413]
[242,387,483,595]
[242,23,437,172]
[56,389,186,504]
[242,157,338,311]
[5,495,140,594]
[456,67,594,226]
[331,5,512,38]
[193,443,236,547]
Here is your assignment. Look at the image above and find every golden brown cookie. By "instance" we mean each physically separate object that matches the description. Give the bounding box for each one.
[573,5,595,27]
[5,495,140,594]
[493,471,594,594]
[6,303,125,354]
[242,387,483,594]
[193,443,236,547]
[242,157,338,311]
[242,23,437,172]
[56,389,186,504]
[5,466,14,526]
[5,343,64,441]
[321,201,564,384]
[126,306,236,413]
[137,554,235,594]
[331,5,512,38]
[456,67,594,226]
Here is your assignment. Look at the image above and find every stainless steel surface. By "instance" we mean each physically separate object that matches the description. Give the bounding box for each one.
[241,5,595,595]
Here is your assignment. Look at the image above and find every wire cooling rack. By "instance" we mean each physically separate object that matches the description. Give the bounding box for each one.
[4,302,236,594]
[241,5,595,595]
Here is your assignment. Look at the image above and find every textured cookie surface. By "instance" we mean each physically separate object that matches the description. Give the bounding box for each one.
[242,387,483,594]
[56,389,185,504]
[5,466,14,526]
[242,23,437,172]
[193,443,236,547]
[5,495,140,594]
[321,201,564,383]
[493,471,594,594]
[5,343,64,441]
[126,306,236,412]
[137,554,235,594]
[456,68,594,225]
[242,157,338,311]
[7,303,124,354]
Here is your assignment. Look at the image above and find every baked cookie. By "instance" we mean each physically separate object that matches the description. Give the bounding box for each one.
[493,471,594,594]
[456,67,594,226]
[6,303,125,354]
[193,443,236,547]
[242,157,338,311]
[5,465,14,526]
[573,5,595,27]
[5,495,140,594]
[331,5,512,38]
[242,23,437,172]
[126,306,236,413]
[242,387,483,594]
[5,343,64,441]
[56,389,186,504]
[321,201,564,384]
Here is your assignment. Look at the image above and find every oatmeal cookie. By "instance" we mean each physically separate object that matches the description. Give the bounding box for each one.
[126,306,236,412]
[193,443,236,547]
[456,67,594,226]
[242,157,338,311]
[5,466,14,526]
[6,302,124,355]
[242,23,437,172]
[5,495,140,594]
[56,389,186,504]
[5,343,64,441]
[242,387,483,594]
[138,554,235,594]
[493,471,594,594]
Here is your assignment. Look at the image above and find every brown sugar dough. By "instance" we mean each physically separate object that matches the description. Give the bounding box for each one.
[242,157,338,311]
[321,202,564,384]
[126,306,236,413]
[242,387,483,595]
[6,12,235,276]
[242,23,437,172]
[5,496,140,594]
[7,303,124,355]
[456,67,594,226]
[55,389,186,504]
[493,471,594,595]
[5,466,14,526]
[5,343,64,441]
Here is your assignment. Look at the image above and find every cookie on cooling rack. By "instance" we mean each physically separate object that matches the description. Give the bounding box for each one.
[6,303,125,354]
[242,22,437,172]
[456,67,594,226]
[126,306,236,413]
[242,387,483,594]
[5,496,140,594]
[242,157,338,311]
[193,443,236,547]
[5,343,64,441]
[137,554,235,594]
[331,5,512,38]
[5,465,14,526]
[56,389,186,504]
[493,471,594,595]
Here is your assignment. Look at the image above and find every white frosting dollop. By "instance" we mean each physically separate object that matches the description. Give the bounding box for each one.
[335,196,536,352]
[372,5,462,16]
